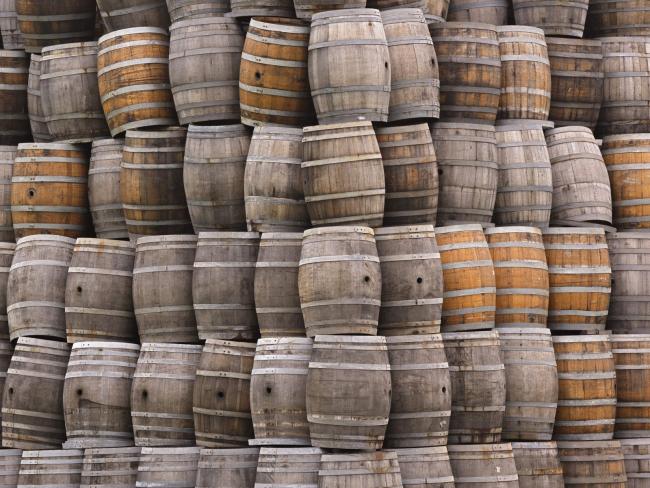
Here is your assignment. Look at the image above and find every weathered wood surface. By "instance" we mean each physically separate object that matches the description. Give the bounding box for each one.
[511,442,564,488]
[448,443,519,488]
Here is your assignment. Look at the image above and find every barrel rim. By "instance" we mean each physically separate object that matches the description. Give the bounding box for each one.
[98,26,169,45]
[545,37,602,48]
[260,232,303,240]
[435,223,484,234]
[91,138,124,149]
[188,123,249,135]
[545,126,594,138]
[552,334,611,343]
[497,327,551,336]
[17,142,86,152]
[20,449,83,457]
[0,242,15,250]
[442,330,499,341]
[71,341,141,351]
[198,231,260,240]
[16,234,76,246]
[303,226,374,238]
[303,120,373,134]
[200,447,260,455]
[136,235,198,246]
[169,16,240,30]
[386,446,449,455]
[497,24,545,36]
[311,7,381,21]
[610,334,650,342]
[541,227,605,236]
[430,122,496,132]
[608,232,650,241]
[256,337,314,346]
[0,49,27,58]
[374,225,435,235]
[385,334,443,344]
[429,21,499,31]
[84,446,142,455]
[484,226,542,235]
[380,7,427,24]
[314,335,387,345]
[139,446,201,455]
[320,451,397,462]
[496,120,554,131]
[0,448,23,456]
[0,145,18,152]
[41,41,98,57]
[74,237,135,250]
[204,338,257,349]
[125,127,187,139]
[376,123,431,136]
[258,447,323,455]
[511,441,558,449]
[556,440,622,449]
[140,342,202,352]
[618,438,650,446]
[253,125,303,137]
[447,443,513,453]
[15,336,71,350]
[248,16,310,32]
[598,36,650,43]
[602,133,650,143]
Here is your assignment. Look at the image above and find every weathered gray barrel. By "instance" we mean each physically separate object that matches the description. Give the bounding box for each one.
[135,447,200,488]
[193,232,260,341]
[2,338,70,449]
[0,243,13,341]
[63,342,139,448]
[294,0,367,20]
[0,0,22,49]
[80,446,141,488]
[0,449,22,487]
[27,55,51,143]
[448,443,519,487]
[131,343,201,447]
[512,0,588,36]
[318,452,403,488]
[166,0,229,22]
[386,335,451,448]
[0,147,14,243]
[390,447,454,488]
[250,338,312,446]
[193,339,255,448]
[230,0,295,16]
[447,0,509,23]
[254,233,304,337]
[196,448,259,488]
[511,442,564,488]
[254,447,321,488]
[133,235,198,343]
[17,449,83,487]
[7,235,74,341]
[557,440,627,486]
[620,439,650,488]
[96,0,169,31]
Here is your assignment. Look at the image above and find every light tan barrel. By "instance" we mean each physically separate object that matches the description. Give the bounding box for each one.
[96,0,169,31]
[511,442,564,488]
[386,335,451,448]
[587,0,650,36]
[27,55,51,143]
[80,446,141,488]
[254,447,321,488]
[557,440,627,487]
[133,235,198,343]
[620,439,650,488]
[169,17,242,125]
[192,339,255,448]
[499,328,558,441]
[298,226,382,337]
[193,232,260,342]
[376,225,443,335]
[376,124,438,226]
[0,147,14,243]
[250,338,312,446]
[135,447,200,488]
[0,449,22,487]
[62,341,139,448]
[254,233,304,337]
[448,443,519,488]
[131,343,201,447]
[0,243,14,341]
[546,127,612,226]
[0,0,22,50]
[7,235,74,341]
[542,228,611,333]
[318,452,402,488]
[447,0,509,24]
[512,0,588,36]
[390,447,454,488]
[308,8,391,123]
[184,124,250,233]
[196,448,259,488]
[88,138,127,239]
[166,0,229,22]
[2,337,70,449]
[293,0,367,20]
[230,0,295,16]
[442,331,505,444]
[17,449,83,486]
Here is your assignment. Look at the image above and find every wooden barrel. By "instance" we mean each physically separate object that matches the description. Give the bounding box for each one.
[557,440,627,487]
[546,38,603,130]
[254,447,321,488]
[319,452,402,488]
[0,0,22,49]
[0,449,22,487]
[193,339,255,448]
[196,448,259,488]
[599,37,650,136]
[11,143,90,239]
[499,328,558,441]
[2,337,70,449]
[64,238,136,343]
[436,225,496,332]
[15,0,95,53]
[302,122,385,227]
[244,126,308,233]
[553,335,617,440]
[0,243,14,341]
[447,0,509,24]
[376,225,443,335]
[390,447,454,488]
[447,444,519,487]
[88,138,127,239]
[298,226,381,337]
[80,447,141,488]
[485,227,549,328]
[63,341,139,448]
[0,147,14,243]
[7,235,74,341]
[430,123,497,225]
[169,17,242,125]
[512,0,588,36]
[0,50,28,145]
[27,55,51,143]
[429,22,501,123]
[230,0,295,16]
[542,228,611,333]
[254,233,304,337]
[184,124,249,232]
[620,439,650,488]
[376,124,438,225]
[133,235,198,343]
[193,232,259,342]
[131,343,201,447]
[95,0,169,31]
[294,0,366,20]
[385,335,451,447]
[308,9,390,123]
[135,447,200,488]
[368,0,427,9]
[587,0,650,36]
[17,450,83,486]
[97,27,176,137]
[546,127,612,226]
[167,0,229,22]
[442,331,505,444]
[511,442,564,488]
[425,0,449,21]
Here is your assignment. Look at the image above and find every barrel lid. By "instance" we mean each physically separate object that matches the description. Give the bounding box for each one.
[542,227,605,236]
[510,442,558,449]
[141,342,202,352]
[448,443,512,452]
[303,226,374,238]
[136,235,198,246]
[545,126,594,137]
[74,238,135,250]
[552,334,611,343]
[259,447,322,455]
[198,231,260,241]
[375,122,430,135]
[430,122,496,132]
[71,341,140,351]
[84,446,142,456]
[260,232,303,241]
[21,449,83,457]
[497,25,545,36]
[125,127,186,139]
[15,336,71,350]
[249,17,309,32]
[484,226,542,235]
[311,8,381,22]
[16,234,76,247]
[140,447,201,455]
[200,447,260,456]
[170,16,239,30]
[435,224,484,234]
[303,120,372,134]
[608,231,650,241]
[374,225,435,236]
[442,330,499,341]
[204,338,257,349]
[17,142,85,151]
[98,26,169,45]
[188,124,249,135]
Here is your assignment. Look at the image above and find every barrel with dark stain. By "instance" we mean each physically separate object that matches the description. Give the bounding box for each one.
[196,447,259,488]
[448,443,519,487]
[254,447,321,488]
[96,0,169,31]
[80,446,141,488]
[511,442,564,488]
[17,449,83,487]
[557,440,627,487]
[0,147,14,243]
[135,447,200,488]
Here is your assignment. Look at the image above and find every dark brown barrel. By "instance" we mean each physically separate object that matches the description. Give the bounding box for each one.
[131,343,201,447]
[0,147,14,243]
[318,452,402,488]
[193,232,260,342]
[17,449,83,486]
[0,0,22,50]
[95,0,169,31]
[447,0,509,24]
[442,330,505,444]
[587,0,650,36]
[294,0,366,20]
[230,0,295,17]
[7,235,74,341]
[196,448,259,488]
[192,339,255,448]
[308,9,391,123]
[169,17,243,125]
[254,447,321,488]
[511,442,564,488]
[27,54,51,143]
[499,328,558,441]
[376,124,438,225]
[244,126,308,233]
[448,443,519,488]
[391,447,454,488]
[306,336,391,450]
[254,233,304,337]
[80,446,141,488]
[184,124,250,233]
[88,138,127,240]
[63,341,139,448]
[386,335,451,448]
[620,439,650,487]
[0,449,22,487]
[135,447,200,488]
[298,226,381,337]
[0,51,29,145]
[133,235,198,344]
[64,238,137,343]
[512,0,588,36]
[429,22,501,123]
[557,440,627,487]
[2,337,70,449]
[0,243,14,341]
[167,0,230,22]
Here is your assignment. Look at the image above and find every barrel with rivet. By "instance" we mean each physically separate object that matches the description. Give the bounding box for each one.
[2,337,70,449]
[0,449,22,487]
[557,440,627,487]
[166,0,230,22]
[17,449,83,486]
[512,0,588,37]
[230,0,295,17]
[96,0,169,31]
[254,447,321,488]
[0,50,29,146]
[511,442,564,488]
[196,447,259,488]
[390,447,454,488]
[447,443,519,488]
[27,55,50,143]
[318,451,402,488]
[135,447,200,488]
[0,147,14,243]
[80,446,141,488]
[620,438,650,487]
[0,0,22,50]
[293,0,367,20]
[587,0,650,36]
[447,0,509,24]
[192,339,255,448]
[0,243,14,341]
